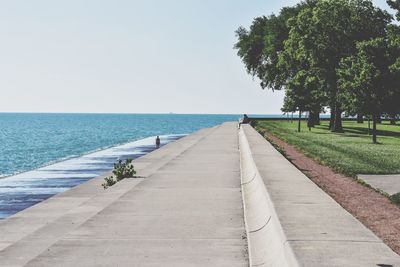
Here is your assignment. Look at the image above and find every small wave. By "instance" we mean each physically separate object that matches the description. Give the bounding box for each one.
[0,134,185,180]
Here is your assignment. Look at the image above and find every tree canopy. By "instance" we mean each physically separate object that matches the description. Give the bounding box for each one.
[235,0,400,142]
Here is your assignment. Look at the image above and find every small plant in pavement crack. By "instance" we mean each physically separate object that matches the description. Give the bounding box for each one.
[102,158,137,189]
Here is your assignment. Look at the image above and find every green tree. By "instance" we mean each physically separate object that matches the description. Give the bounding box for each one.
[234,3,312,91]
[283,0,392,132]
[277,4,326,128]
[283,69,326,132]
[338,38,393,143]
[387,0,400,20]
[385,25,400,123]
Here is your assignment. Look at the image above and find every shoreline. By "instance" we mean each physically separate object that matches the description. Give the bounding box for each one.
[0,123,250,266]
[0,134,186,180]
[0,113,240,178]
[0,134,185,219]
[0,123,399,265]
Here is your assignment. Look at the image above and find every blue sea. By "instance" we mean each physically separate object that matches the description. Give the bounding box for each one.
[0,113,241,219]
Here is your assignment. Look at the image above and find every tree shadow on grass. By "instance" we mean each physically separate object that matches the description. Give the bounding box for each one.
[310,131,332,135]
[343,126,400,137]
[345,134,364,138]
[307,137,390,173]
[313,124,400,138]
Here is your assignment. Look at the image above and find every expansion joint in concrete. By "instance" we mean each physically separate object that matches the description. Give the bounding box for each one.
[249,216,272,234]
[240,172,257,186]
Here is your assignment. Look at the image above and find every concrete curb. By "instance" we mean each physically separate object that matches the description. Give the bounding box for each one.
[241,124,400,266]
[239,127,299,267]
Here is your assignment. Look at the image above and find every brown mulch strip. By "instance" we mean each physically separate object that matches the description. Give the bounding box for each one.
[263,131,400,255]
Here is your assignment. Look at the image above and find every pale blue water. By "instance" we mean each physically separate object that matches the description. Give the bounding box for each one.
[0,113,240,218]
[0,113,240,177]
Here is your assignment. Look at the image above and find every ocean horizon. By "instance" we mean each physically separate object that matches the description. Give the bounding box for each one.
[0,112,329,177]
[0,113,244,177]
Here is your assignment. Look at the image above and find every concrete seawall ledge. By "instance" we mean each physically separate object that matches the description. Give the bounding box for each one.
[0,123,247,266]
[0,126,217,257]
[1,122,400,266]
[239,127,298,267]
[241,124,400,266]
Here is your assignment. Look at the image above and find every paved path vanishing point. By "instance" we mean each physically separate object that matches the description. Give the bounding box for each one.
[0,122,400,266]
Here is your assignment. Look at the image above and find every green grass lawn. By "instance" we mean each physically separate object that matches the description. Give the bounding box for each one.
[255,120,400,176]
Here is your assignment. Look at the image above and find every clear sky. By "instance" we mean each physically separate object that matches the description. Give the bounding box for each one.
[0,0,394,114]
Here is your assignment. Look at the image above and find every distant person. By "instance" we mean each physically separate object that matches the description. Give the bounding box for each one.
[239,114,250,128]
[243,114,249,123]
[155,136,160,149]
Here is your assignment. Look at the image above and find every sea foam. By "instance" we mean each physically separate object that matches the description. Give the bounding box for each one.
[0,134,183,219]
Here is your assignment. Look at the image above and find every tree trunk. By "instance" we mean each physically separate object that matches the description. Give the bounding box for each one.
[357,114,364,123]
[377,114,382,124]
[310,109,320,125]
[329,112,335,130]
[332,106,343,132]
[298,111,302,133]
[308,111,315,129]
[328,89,337,130]
[314,111,321,125]
[372,114,377,144]
[390,115,396,125]
[368,116,371,135]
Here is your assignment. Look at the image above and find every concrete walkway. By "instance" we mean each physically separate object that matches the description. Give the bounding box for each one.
[358,174,400,196]
[0,123,247,266]
[241,124,400,266]
[1,122,400,266]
